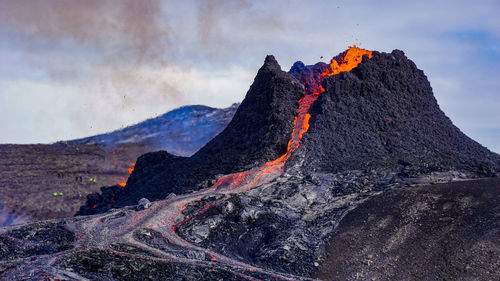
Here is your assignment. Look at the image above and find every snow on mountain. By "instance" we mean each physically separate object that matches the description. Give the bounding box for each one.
[68,103,239,156]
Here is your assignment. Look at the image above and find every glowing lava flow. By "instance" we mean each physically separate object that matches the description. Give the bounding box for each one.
[20,47,373,281]
[210,46,373,191]
[118,162,135,187]
[134,46,375,278]
[116,46,374,278]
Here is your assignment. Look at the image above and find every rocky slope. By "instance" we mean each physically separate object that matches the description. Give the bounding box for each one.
[1,48,498,280]
[78,55,305,213]
[79,49,499,216]
[314,178,500,281]
[0,105,237,226]
[69,104,238,157]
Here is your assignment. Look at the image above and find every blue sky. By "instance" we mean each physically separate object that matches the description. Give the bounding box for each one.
[0,0,499,152]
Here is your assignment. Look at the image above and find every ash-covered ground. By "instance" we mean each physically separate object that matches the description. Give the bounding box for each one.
[1,49,499,280]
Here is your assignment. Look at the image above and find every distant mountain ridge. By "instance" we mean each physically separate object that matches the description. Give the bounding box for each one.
[68,103,239,156]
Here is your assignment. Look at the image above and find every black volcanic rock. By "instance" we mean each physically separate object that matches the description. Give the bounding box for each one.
[0,103,239,226]
[79,50,500,216]
[314,178,500,280]
[56,250,247,281]
[190,55,303,170]
[288,50,500,176]
[3,49,500,281]
[78,55,304,214]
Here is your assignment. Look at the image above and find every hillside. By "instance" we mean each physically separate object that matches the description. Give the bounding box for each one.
[69,104,238,157]
[0,105,237,226]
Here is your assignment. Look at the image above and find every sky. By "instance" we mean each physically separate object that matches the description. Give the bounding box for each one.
[0,0,499,152]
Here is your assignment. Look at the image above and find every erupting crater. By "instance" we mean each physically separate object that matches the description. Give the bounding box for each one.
[3,45,498,280]
[209,46,373,191]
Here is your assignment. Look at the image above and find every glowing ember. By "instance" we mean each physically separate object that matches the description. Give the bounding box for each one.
[127,162,136,174]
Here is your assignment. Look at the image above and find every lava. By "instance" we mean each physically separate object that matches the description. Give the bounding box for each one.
[127,162,135,174]
[1,47,373,281]
[118,162,135,187]
[213,46,373,190]
[100,46,372,280]
[321,45,373,77]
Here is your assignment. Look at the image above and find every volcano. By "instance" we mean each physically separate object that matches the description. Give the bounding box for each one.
[78,47,499,216]
[1,47,499,280]
[288,49,499,176]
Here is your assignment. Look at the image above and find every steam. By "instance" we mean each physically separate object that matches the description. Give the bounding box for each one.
[196,0,284,54]
[197,0,251,50]
[0,0,179,137]
[0,0,169,65]
[0,0,285,142]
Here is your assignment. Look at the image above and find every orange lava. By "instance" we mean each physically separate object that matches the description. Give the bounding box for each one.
[212,46,372,190]
[263,46,372,169]
[118,162,135,187]
[320,45,373,77]
[127,162,136,174]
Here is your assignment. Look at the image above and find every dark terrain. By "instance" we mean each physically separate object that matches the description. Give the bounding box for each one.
[0,105,237,225]
[78,55,305,214]
[0,143,149,224]
[315,178,500,281]
[0,48,498,280]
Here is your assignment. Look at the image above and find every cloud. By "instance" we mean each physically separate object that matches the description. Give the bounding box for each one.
[0,64,254,144]
[195,0,284,55]
[0,0,182,133]
[0,0,285,127]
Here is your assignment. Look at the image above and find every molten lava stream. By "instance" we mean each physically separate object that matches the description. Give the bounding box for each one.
[212,46,373,192]
[95,46,374,281]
